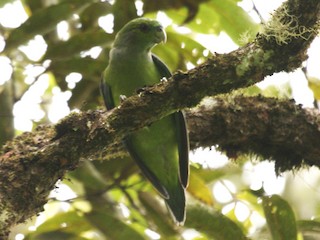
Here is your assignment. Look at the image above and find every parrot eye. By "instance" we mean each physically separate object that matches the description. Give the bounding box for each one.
[139,23,151,33]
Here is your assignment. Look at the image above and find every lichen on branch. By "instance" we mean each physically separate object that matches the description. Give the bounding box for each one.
[261,3,318,45]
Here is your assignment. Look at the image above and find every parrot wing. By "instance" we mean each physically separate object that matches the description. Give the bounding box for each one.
[100,76,115,110]
[100,54,189,197]
[100,64,171,199]
[173,111,189,188]
[152,54,189,188]
[124,138,170,199]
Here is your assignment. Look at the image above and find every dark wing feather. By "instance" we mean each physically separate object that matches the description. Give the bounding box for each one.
[174,112,189,187]
[152,54,171,78]
[100,75,115,110]
[124,138,170,199]
[152,54,190,188]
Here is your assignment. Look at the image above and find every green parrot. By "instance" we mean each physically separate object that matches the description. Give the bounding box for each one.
[101,18,189,224]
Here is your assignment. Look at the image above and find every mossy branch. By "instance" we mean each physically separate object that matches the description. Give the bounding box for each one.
[187,96,320,173]
[0,0,320,237]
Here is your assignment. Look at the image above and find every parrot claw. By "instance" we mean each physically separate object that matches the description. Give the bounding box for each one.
[160,77,168,82]
[136,86,147,94]
[119,95,127,103]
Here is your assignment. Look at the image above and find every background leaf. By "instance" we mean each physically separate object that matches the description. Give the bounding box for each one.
[4,0,92,52]
[263,194,298,240]
[185,205,247,240]
[85,211,146,240]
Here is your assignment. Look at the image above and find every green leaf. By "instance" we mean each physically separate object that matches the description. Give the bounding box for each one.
[152,43,179,72]
[187,170,214,206]
[223,207,249,234]
[113,0,138,32]
[26,211,92,238]
[4,0,92,52]
[86,211,146,240]
[44,30,113,60]
[237,190,264,217]
[238,85,262,96]
[209,0,259,45]
[192,165,241,183]
[297,220,320,240]
[22,0,43,13]
[47,57,106,92]
[0,0,14,8]
[143,0,208,13]
[92,156,137,180]
[185,205,247,240]
[260,82,292,99]
[67,78,101,109]
[0,81,14,146]
[143,0,209,23]
[79,2,112,30]
[25,231,89,240]
[165,0,259,45]
[168,31,206,64]
[307,76,320,100]
[67,160,107,193]
[153,30,206,71]
[138,191,177,237]
[48,57,107,81]
[262,194,298,240]
[166,6,220,35]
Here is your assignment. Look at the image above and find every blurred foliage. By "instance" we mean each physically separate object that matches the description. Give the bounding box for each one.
[1,0,320,239]
[262,195,298,240]
[306,75,320,108]
[0,81,14,146]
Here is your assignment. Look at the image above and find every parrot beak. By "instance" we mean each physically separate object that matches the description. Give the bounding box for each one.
[161,28,167,43]
[155,26,167,44]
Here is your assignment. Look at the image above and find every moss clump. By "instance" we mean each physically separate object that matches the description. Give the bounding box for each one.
[261,4,317,45]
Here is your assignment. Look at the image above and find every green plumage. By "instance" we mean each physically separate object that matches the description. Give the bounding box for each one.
[101,18,189,224]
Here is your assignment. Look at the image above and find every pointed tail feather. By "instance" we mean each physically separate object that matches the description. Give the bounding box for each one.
[165,182,186,225]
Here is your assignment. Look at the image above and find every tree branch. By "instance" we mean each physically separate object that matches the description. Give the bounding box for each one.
[1,95,320,237]
[1,0,320,237]
[187,96,320,172]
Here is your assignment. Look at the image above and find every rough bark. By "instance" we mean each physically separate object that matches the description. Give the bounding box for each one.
[0,0,320,237]
[187,96,320,173]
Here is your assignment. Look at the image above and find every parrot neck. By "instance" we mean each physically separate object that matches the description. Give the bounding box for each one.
[110,47,153,63]
[112,37,155,55]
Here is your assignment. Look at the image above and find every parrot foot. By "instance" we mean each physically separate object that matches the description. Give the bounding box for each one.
[173,70,188,81]
[160,77,168,82]
[119,95,127,103]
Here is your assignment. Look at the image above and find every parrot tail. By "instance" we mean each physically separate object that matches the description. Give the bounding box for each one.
[165,182,186,225]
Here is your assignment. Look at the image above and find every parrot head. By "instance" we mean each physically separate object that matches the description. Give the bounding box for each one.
[113,18,167,51]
